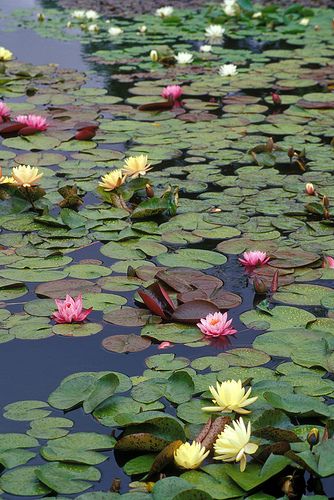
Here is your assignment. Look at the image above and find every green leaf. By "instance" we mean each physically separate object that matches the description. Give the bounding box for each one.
[36,462,101,494]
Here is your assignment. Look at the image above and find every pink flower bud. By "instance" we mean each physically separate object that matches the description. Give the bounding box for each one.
[158,341,173,349]
[271,92,281,105]
[305,183,315,195]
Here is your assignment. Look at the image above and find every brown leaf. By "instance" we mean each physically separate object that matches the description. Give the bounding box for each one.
[171,299,219,324]
[196,416,231,451]
[147,440,183,479]
[102,334,151,353]
[115,433,169,452]
[35,278,101,298]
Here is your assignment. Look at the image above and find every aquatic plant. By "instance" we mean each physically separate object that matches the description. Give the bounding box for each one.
[202,380,258,414]
[197,311,237,337]
[174,441,209,469]
[53,294,93,323]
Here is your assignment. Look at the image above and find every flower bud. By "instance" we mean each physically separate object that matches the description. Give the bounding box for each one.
[145,184,154,198]
[150,50,158,62]
[139,25,147,33]
[322,195,330,208]
[37,12,45,21]
[271,92,281,105]
[287,147,295,159]
[305,183,315,195]
[307,428,319,448]
[253,277,268,295]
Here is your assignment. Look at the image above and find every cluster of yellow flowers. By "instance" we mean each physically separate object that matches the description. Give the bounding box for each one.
[174,380,258,472]
[0,165,43,187]
[99,155,151,191]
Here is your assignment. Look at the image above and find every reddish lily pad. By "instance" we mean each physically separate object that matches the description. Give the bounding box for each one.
[102,334,151,353]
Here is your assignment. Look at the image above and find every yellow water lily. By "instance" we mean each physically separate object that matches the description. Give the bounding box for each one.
[99,169,125,191]
[0,168,16,185]
[214,417,258,472]
[174,441,209,470]
[202,380,257,414]
[12,165,43,187]
[0,47,13,61]
[122,155,152,178]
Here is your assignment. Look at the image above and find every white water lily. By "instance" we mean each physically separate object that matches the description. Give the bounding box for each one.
[108,27,124,36]
[205,24,225,39]
[175,52,193,64]
[150,50,159,62]
[71,10,86,19]
[155,6,174,17]
[252,11,263,18]
[139,25,147,33]
[85,10,99,20]
[88,24,99,32]
[200,45,212,53]
[222,0,239,16]
[219,63,238,76]
[299,17,310,26]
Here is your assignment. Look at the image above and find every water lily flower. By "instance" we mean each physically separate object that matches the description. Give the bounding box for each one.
[99,169,125,191]
[0,102,10,122]
[219,64,238,76]
[0,47,13,61]
[161,85,183,101]
[221,0,240,16]
[202,380,258,414]
[299,17,310,26]
[108,27,124,36]
[323,256,334,268]
[12,165,43,187]
[0,168,15,184]
[123,155,152,178]
[197,311,237,338]
[205,24,225,39]
[252,11,263,18]
[239,250,270,268]
[53,294,93,324]
[155,6,174,17]
[150,50,159,62]
[200,45,212,52]
[88,24,99,32]
[85,9,99,20]
[158,341,173,349]
[71,10,86,19]
[214,418,258,472]
[174,441,209,469]
[139,25,147,33]
[175,52,193,65]
[271,92,281,105]
[307,428,320,448]
[305,182,315,195]
[15,114,48,131]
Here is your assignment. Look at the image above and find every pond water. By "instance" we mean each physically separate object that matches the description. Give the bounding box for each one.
[0,0,334,498]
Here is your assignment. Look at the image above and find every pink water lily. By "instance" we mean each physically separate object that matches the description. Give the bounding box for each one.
[161,85,183,102]
[323,256,334,268]
[53,294,92,324]
[197,312,237,338]
[158,341,173,349]
[0,102,10,122]
[239,250,270,268]
[15,114,48,131]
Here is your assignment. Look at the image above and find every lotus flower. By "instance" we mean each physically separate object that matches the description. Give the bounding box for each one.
[53,294,92,324]
[174,441,209,470]
[12,165,43,187]
[108,27,123,36]
[161,85,183,102]
[175,52,193,65]
[155,6,174,17]
[99,169,125,191]
[197,311,236,337]
[213,418,258,472]
[15,114,48,131]
[205,24,225,39]
[305,182,315,195]
[323,256,334,268]
[0,102,10,122]
[202,380,258,414]
[239,250,270,268]
[219,64,238,76]
[0,47,13,61]
[122,155,152,178]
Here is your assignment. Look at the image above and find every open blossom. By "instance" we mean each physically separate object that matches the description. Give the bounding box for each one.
[108,26,123,36]
[175,52,193,65]
[53,294,92,324]
[200,45,212,53]
[123,155,151,178]
[88,24,99,32]
[0,47,13,61]
[299,17,310,26]
[155,6,174,17]
[0,168,15,185]
[12,165,43,187]
[222,0,240,16]
[239,250,270,268]
[161,85,183,101]
[305,182,315,195]
[15,114,48,131]
[99,169,125,191]
[205,24,225,39]
[214,418,258,472]
[197,311,236,337]
[323,256,334,268]
[71,10,86,19]
[219,64,238,76]
[85,10,99,20]
[0,102,10,122]
[174,441,209,470]
[202,380,258,414]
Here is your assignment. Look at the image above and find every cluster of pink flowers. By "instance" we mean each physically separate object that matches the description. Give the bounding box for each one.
[52,294,92,324]
[239,250,270,269]
[161,84,183,102]
[197,311,237,338]
[15,114,48,131]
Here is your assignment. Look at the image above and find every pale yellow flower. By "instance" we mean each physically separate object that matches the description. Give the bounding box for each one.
[99,169,125,191]
[0,47,13,61]
[0,176,16,184]
[122,155,151,178]
[174,441,209,469]
[202,380,257,414]
[214,417,258,471]
[12,165,43,187]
